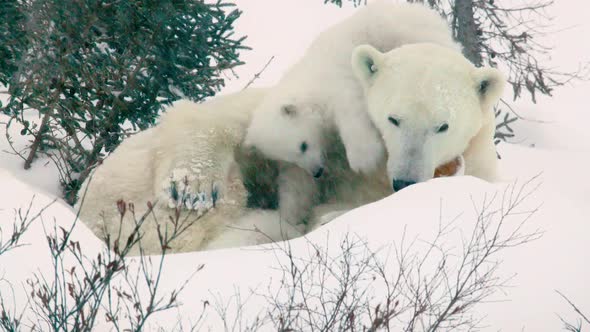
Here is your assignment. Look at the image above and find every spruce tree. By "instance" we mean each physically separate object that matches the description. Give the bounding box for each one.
[0,0,27,85]
[2,0,247,203]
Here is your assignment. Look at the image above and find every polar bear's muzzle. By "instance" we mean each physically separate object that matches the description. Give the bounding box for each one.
[386,131,438,192]
[391,155,466,192]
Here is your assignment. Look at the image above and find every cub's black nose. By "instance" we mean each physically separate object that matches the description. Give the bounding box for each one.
[392,179,416,192]
[313,167,324,178]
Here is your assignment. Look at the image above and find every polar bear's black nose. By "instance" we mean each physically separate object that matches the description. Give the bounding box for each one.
[313,166,324,178]
[392,179,416,192]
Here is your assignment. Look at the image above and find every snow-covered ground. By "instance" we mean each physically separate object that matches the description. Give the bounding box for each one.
[1,0,589,331]
[1,143,588,330]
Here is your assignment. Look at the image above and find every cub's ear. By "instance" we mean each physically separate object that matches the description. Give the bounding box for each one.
[281,104,297,117]
[351,44,384,89]
[472,67,506,110]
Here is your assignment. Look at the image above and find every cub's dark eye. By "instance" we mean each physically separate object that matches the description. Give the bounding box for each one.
[388,116,400,127]
[300,141,308,153]
[437,123,449,133]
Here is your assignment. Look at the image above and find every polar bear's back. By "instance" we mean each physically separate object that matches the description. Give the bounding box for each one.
[299,1,460,72]
[158,88,268,133]
[349,1,458,50]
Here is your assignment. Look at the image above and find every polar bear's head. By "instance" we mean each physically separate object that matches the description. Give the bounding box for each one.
[352,43,505,191]
[244,92,327,178]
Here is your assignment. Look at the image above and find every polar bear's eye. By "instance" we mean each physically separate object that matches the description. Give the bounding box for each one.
[300,141,308,153]
[388,116,400,127]
[436,123,449,133]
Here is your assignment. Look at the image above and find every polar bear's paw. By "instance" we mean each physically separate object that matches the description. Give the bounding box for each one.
[161,174,220,215]
[167,180,216,210]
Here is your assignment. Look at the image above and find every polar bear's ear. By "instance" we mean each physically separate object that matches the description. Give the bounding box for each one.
[351,45,384,89]
[281,104,297,117]
[473,67,506,110]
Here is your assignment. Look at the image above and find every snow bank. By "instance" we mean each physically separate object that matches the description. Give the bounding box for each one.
[1,143,588,331]
[0,111,62,197]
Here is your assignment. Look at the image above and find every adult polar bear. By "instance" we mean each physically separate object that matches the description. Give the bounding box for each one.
[243,1,462,224]
[351,42,504,191]
[76,89,303,255]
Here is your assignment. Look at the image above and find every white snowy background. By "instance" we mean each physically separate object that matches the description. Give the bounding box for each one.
[1,0,589,330]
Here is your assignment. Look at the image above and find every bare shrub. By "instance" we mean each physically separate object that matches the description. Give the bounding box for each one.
[557,290,590,332]
[0,196,55,256]
[0,190,205,331]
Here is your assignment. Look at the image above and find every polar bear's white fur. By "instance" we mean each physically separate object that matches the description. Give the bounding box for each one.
[351,42,504,191]
[244,1,461,178]
[77,89,303,255]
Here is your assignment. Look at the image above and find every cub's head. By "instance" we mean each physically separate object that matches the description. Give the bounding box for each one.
[352,42,505,191]
[244,93,326,178]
